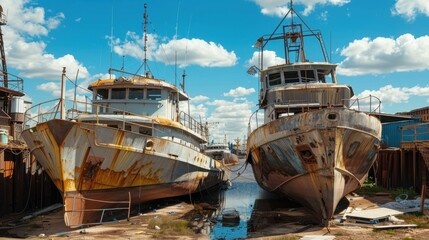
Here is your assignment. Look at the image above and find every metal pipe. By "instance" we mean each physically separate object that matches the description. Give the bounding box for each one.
[60,67,66,120]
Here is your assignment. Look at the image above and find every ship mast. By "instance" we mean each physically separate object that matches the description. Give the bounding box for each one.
[0,5,8,88]
[143,3,148,76]
[257,0,328,68]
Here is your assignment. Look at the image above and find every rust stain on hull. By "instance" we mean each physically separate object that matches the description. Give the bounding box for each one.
[247,108,381,225]
[22,119,230,227]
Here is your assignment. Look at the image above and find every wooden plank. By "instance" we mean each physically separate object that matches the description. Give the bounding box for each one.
[300,236,335,240]
[421,185,426,213]
[346,207,409,224]
[373,224,418,230]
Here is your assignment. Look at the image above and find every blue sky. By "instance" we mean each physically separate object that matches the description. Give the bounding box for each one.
[2,0,429,142]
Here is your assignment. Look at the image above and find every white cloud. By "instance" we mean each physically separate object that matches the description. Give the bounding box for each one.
[252,0,350,17]
[155,38,237,68]
[46,12,65,29]
[37,82,61,96]
[188,103,208,120]
[353,85,429,112]
[113,32,237,68]
[2,0,64,36]
[338,34,429,76]
[191,95,209,103]
[247,50,285,70]
[35,73,107,103]
[392,0,429,21]
[224,87,255,97]
[1,0,89,80]
[205,98,255,142]
[112,31,158,61]
[320,10,328,21]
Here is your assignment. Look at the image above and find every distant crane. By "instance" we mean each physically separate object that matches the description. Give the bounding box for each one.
[234,137,241,153]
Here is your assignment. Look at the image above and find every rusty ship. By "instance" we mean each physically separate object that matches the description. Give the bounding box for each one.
[246,1,382,226]
[21,4,229,227]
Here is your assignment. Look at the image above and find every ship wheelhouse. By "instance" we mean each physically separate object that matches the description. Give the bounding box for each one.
[75,75,207,150]
[260,63,354,122]
[88,76,188,120]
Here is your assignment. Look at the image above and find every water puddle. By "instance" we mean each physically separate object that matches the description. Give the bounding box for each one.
[197,160,315,239]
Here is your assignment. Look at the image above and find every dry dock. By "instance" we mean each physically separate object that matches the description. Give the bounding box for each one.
[2,159,429,239]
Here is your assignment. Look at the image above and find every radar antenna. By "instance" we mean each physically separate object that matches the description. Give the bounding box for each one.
[143,3,148,76]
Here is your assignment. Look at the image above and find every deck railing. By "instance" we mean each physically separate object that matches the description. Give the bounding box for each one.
[23,99,207,140]
[349,95,381,114]
[65,193,131,227]
[401,123,429,143]
[24,98,160,132]
[0,72,24,93]
[247,95,382,135]
[179,111,208,139]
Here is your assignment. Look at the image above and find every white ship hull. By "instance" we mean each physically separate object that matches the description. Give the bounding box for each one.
[22,119,229,226]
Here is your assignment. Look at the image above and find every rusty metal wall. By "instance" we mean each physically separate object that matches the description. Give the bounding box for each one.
[0,148,61,217]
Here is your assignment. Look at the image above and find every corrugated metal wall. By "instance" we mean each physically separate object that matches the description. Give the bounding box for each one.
[382,120,421,147]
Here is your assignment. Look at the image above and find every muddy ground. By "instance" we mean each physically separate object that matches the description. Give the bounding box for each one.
[1,193,429,240]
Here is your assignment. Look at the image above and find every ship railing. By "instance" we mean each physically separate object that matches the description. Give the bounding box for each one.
[24,99,208,151]
[23,98,157,132]
[247,109,262,136]
[0,72,24,93]
[401,122,429,143]
[349,95,381,115]
[179,111,208,140]
[66,192,131,227]
[247,100,327,134]
[247,95,382,134]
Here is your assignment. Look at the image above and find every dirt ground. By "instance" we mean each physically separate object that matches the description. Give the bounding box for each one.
[1,194,429,239]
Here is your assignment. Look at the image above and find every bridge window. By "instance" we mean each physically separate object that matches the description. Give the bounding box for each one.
[111,88,126,99]
[147,89,162,100]
[96,88,109,100]
[284,71,299,84]
[300,70,316,82]
[129,88,144,99]
[268,73,281,86]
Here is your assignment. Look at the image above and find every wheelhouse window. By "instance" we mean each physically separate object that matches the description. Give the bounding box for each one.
[300,70,316,83]
[129,88,144,99]
[317,70,332,83]
[268,73,281,86]
[96,88,109,100]
[147,89,162,100]
[111,88,126,99]
[284,71,299,84]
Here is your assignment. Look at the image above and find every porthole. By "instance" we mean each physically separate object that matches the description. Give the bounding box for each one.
[327,113,338,121]
[145,140,154,151]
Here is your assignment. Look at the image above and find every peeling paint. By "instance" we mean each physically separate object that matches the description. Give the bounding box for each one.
[247,108,381,225]
[21,119,230,227]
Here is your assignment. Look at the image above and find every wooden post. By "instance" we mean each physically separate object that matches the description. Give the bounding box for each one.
[0,150,5,213]
[127,192,131,222]
[413,149,416,189]
[400,149,404,187]
[421,184,426,214]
